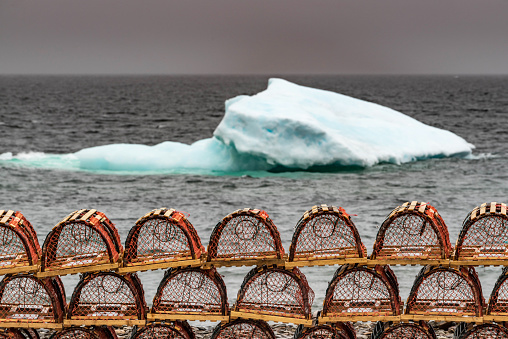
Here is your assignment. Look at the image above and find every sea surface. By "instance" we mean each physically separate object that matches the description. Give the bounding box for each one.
[1,74,507,314]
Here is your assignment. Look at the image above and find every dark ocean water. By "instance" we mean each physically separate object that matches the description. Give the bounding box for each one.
[1,75,507,313]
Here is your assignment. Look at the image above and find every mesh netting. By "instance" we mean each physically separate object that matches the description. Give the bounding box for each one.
[454,202,508,260]
[235,266,314,319]
[42,209,123,272]
[211,319,275,339]
[132,322,194,339]
[207,209,284,261]
[0,328,39,339]
[49,326,117,339]
[152,267,228,316]
[0,274,65,323]
[124,208,204,266]
[486,266,508,315]
[405,266,484,316]
[322,265,401,317]
[0,210,41,268]
[371,202,451,260]
[68,272,146,320]
[453,323,508,339]
[294,324,347,339]
[289,205,366,261]
[371,321,436,339]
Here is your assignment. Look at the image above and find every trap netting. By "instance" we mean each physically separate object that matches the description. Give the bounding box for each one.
[0,328,39,339]
[0,210,41,269]
[405,266,484,317]
[210,319,275,339]
[123,208,204,267]
[486,266,508,316]
[68,272,147,321]
[151,267,228,318]
[322,265,401,317]
[293,323,356,339]
[132,321,194,339]
[49,326,118,339]
[371,202,451,260]
[453,322,508,339]
[42,209,123,273]
[207,209,284,262]
[234,266,314,320]
[370,321,436,339]
[0,274,66,324]
[289,205,366,262]
[454,202,508,261]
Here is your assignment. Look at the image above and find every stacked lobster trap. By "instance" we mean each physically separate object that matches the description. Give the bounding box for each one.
[0,202,507,337]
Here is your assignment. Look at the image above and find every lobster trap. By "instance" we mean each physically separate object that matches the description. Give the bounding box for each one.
[0,273,66,328]
[404,266,484,321]
[40,209,123,277]
[485,267,508,321]
[210,319,275,339]
[121,208,205,273]
[453,322,508,339]
[149,267,229,322]
[66,272,147,326]
[231,266,314,325]
[370,202,451,264]
[294,323,356,339]
[132,322,195,339]
[371,321,436,339]
[49,326,118,339]
[0,210,41,274]
[454,202,508,264]
[287,205,367,268]
[206,209,285,267]
[319,265,401,322]
[0,328,39,339]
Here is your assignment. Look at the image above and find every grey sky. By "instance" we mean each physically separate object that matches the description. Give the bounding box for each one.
[1,0,507,75]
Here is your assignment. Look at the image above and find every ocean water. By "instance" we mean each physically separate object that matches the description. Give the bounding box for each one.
[1,74,508,313]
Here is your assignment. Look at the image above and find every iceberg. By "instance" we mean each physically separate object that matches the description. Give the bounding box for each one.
[3,78,474,174]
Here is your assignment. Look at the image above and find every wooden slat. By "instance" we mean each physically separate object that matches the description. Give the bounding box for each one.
[37,262,120,278]
[318,315,401,323]
[0,322,63,329]
[408,201,417,211]
[491,202,497,213]
[64,319,146,327]
[230,311,312,326]
[0,210,14,224]
[0,264,38,275]
[118,258,203,273]
[401,314,483,323]
[418,203,427,213]
[147,313,228,322]
[286,258,367,268]
[69,209,86,221]
[80,209,97,221]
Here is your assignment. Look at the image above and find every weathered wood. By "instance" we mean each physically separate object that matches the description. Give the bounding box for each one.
[318,315,401,323]
[0,321,63,329]
[36,262,120,278]
[230,311,312,326]
[118,258,203,273]
[147,313,228,322]
[64,319,146,327]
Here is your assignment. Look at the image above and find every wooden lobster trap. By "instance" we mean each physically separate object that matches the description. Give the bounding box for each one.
[40,209,123,277]
[0,210,41,275]
[120,208,205,274]
[0,328,39,339]
[370,202,451,265]
[485,266,508,321]
[370,321,436,339]
[319,265,401,323]
[230,266,314,326]
[294,323,356,339]
[206,209,285,268]
[210,319,275,339]
[66,272,147,327]
[131,321,195,339]
[453,322,508,339]
[287,205,367,268]
[404,266,484,322]
[149,267,229,322]
[453,202,508,265]
[49,326,118,339]
[0,273,66,329]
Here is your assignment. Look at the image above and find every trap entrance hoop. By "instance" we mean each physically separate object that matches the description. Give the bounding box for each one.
[370,321,436,339]
[131,322,195,339]
[210,319,275,339]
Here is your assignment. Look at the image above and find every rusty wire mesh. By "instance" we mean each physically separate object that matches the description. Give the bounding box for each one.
[152,267,228,316]
[289,205,366,261]
[371,321,436,339]
[42,209,122,272]
[455,202,508,260]
[294,324,349,339]
[207,209,284,261]
[124,208,204,266]
[405,266,483,317]
[68,272,146,320]
[486,266,508,315]
[50,326,118,339]
[211,319,275,339]
[234,266,314,320]
[371,202,451,260]
[0,328,40,339]
[132,322,195,339]
[453,323,508,339]
[0,274,65,323]
[322,265,401,317]
[0,210,41,268]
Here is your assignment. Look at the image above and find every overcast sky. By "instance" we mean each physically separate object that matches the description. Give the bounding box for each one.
[1,0,507,75]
